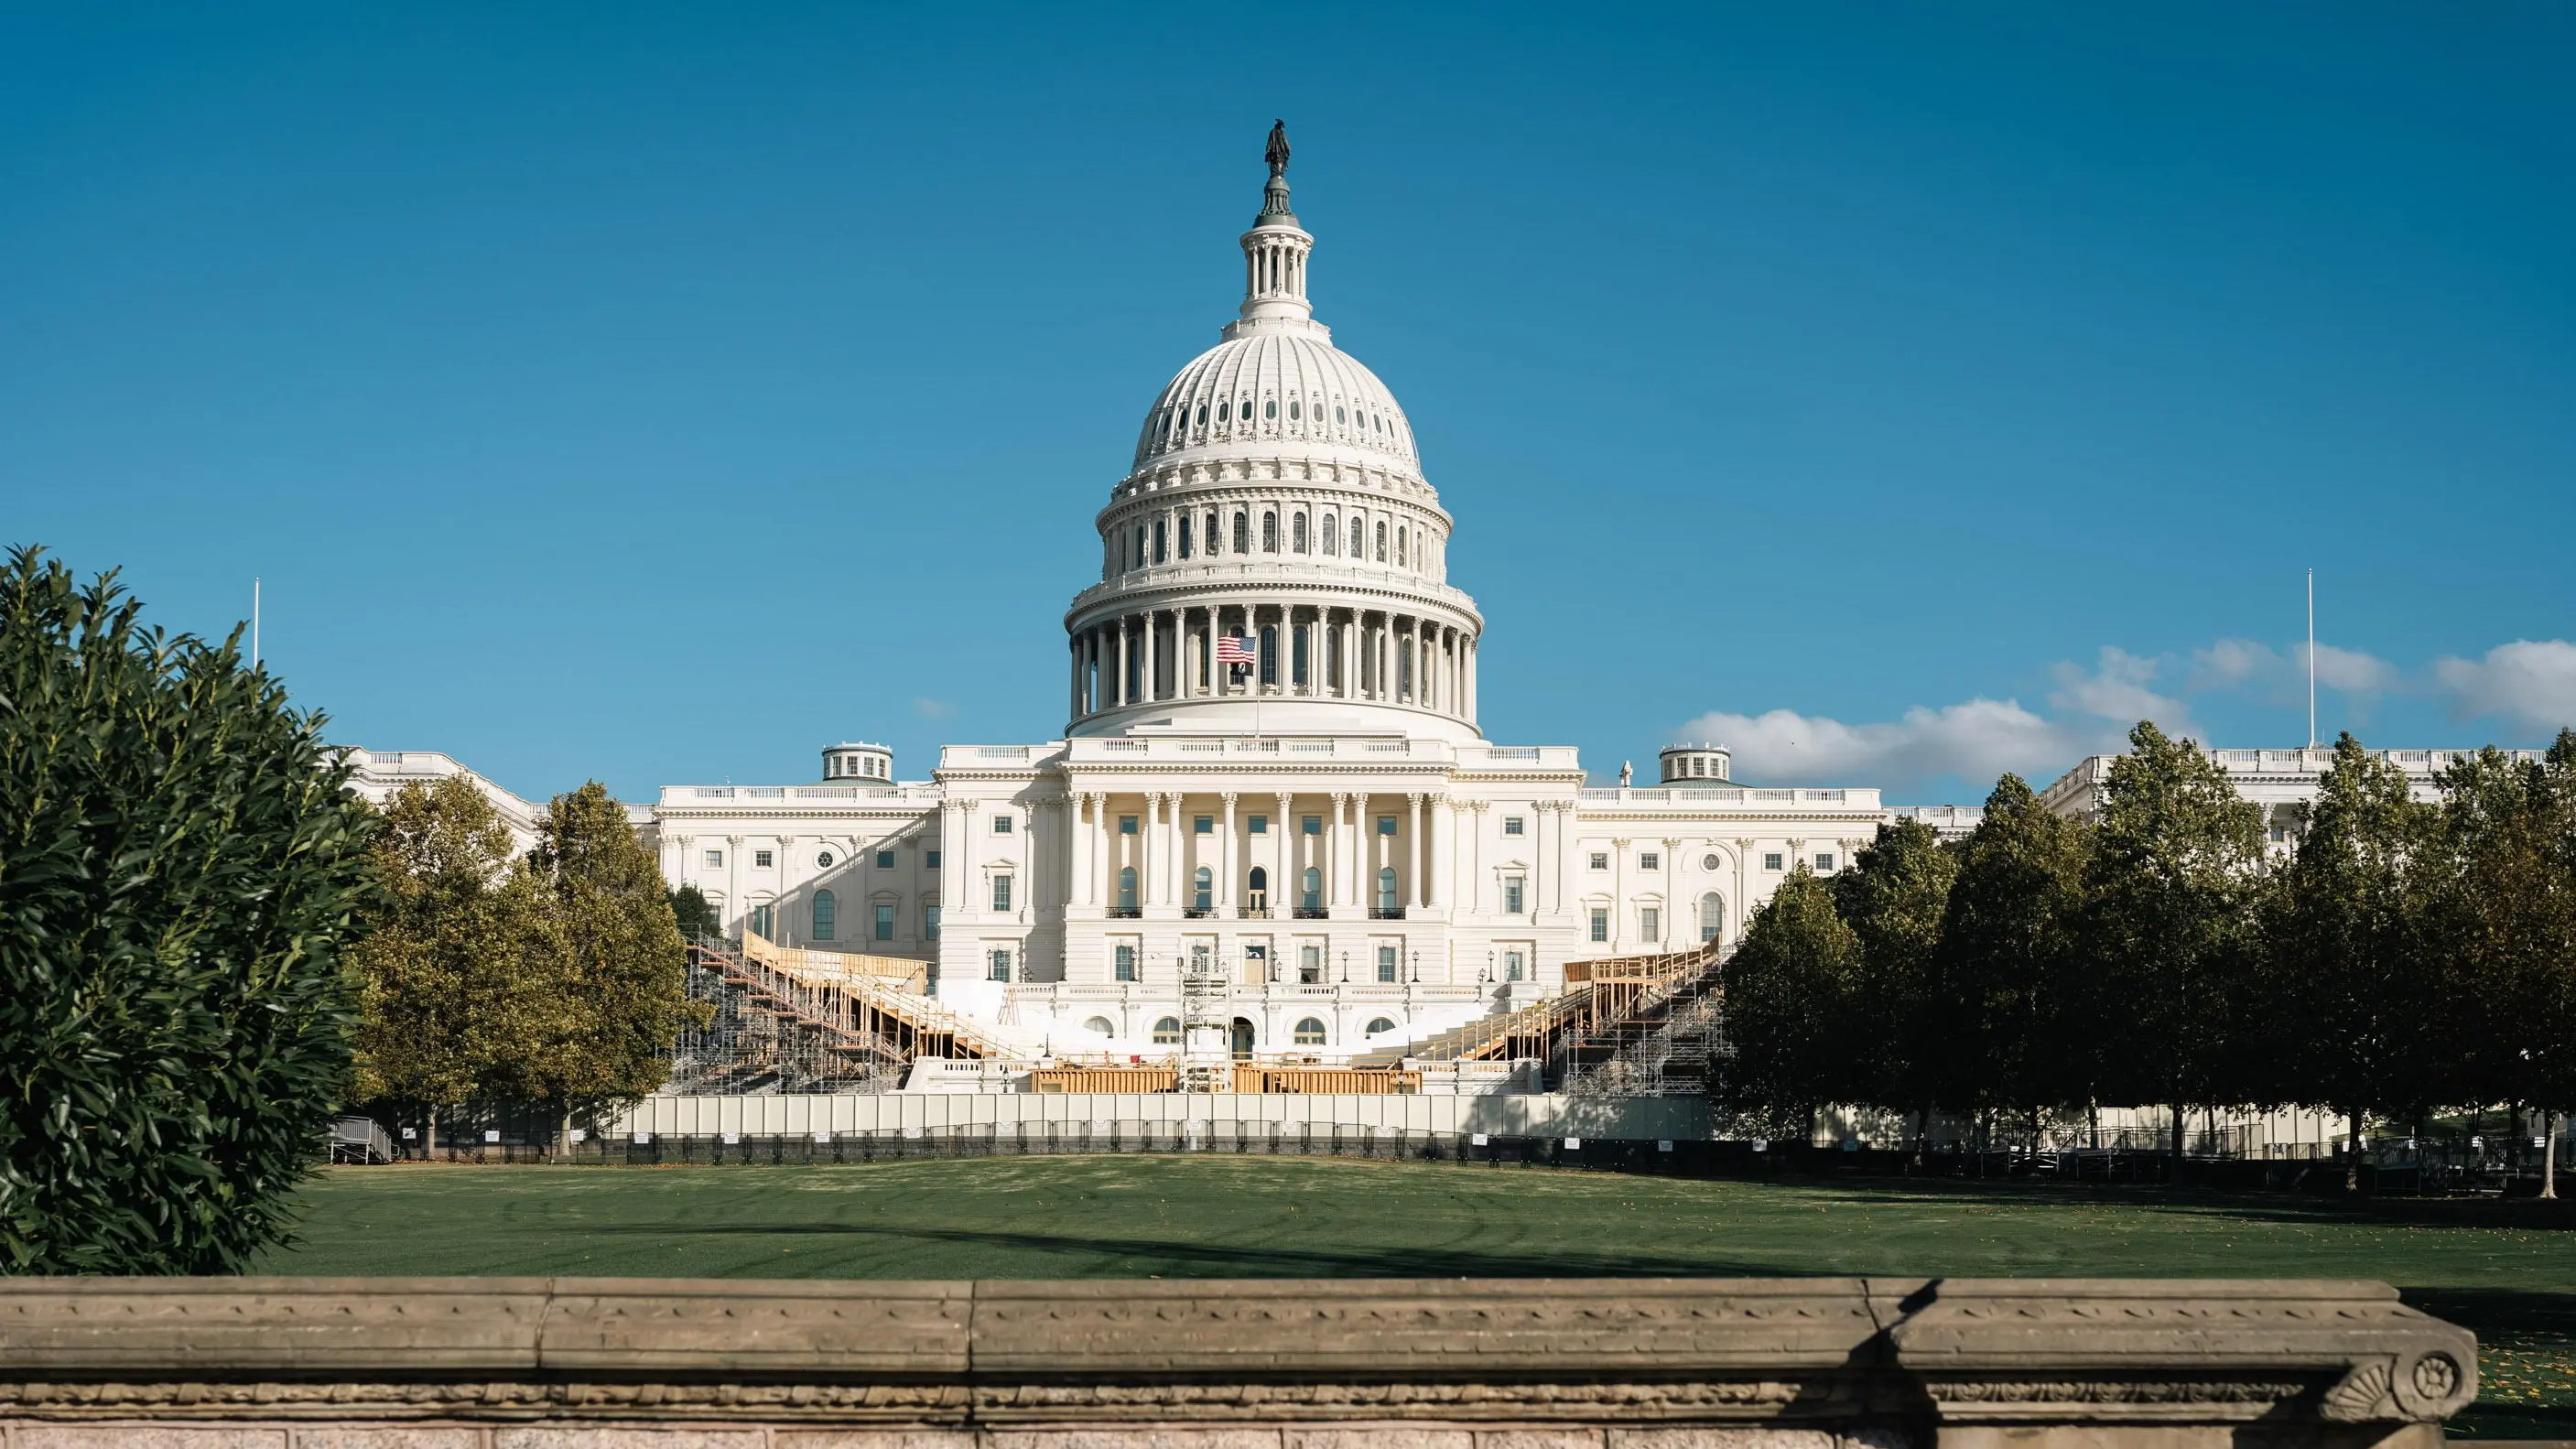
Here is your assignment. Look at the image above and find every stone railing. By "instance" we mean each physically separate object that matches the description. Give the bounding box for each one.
[0,1277,2473,1449]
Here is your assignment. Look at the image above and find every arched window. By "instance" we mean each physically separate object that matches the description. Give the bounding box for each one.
[1179,516,1193,558]
[1373,522,1387,561]
[811,889,836,942]
[1289,400,1301,420]
[1239,395,1250,423]
[1153,1016,1182,1044]
[1300,867,1321,910]
[1261,512,1278,551]
[1376,867,1398,913]
[1247,865,1269,910]
[1195,403,1207,426]
[1193,866,1213,911]
[1349,518,1364,556]
[1117,866,1138,911]
[1292,514,1307,552]
[1396,526,1407,568]
[1336,404,1347,424]
[1264,398,1276,419]
[1233,512,1250,553]
[1365,1017,1397,1036]
[1293,1017,1327,1046]
[1085,1016,1115,1036]
[1218,400,1230,423]
[1153,519,1168,564]
[1206,511,1220,553]
[1321,513,1337,555]
[1700,892,1726,944]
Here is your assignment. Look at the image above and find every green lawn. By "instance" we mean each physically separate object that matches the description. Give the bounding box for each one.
[259,1157,2576,1439]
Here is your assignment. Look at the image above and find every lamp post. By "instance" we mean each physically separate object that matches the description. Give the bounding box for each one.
[1410,949,1420,984]
[1339,950,1349,984]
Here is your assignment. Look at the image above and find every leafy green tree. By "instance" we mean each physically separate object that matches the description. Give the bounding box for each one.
[2427,736,2576,1194]
[2257,733,2433,1189]
[2081,721,2267,1169]
[510,783,696,1152]
[1831,817,1958,1142]
[346,773,545,1152]
[1719,867,1861,1137]
[1,547,373,1272]
[1930,773,2093,1140]
[669,883,720,941]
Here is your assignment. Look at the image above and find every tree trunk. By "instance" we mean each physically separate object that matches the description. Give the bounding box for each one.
[2344,1107,2363,1194]
[2170,1101,2186,1183]
[2545,1112,2560,1200]
[426,1102,438,1163]
[1910,1103,1929,1169]
[558,1105,573,1164]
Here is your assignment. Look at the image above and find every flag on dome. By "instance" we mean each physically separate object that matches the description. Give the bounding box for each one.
[1216,635,1258,665]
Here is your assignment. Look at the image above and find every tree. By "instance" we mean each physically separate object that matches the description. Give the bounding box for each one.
[509,783,697,1152]
[669,883,721,941]
[2427,735,2576,1194]
[1930,773,2092,1141]
[345,773,545,1152]
[1831,817,1958,1143]
[1718,867,1861,1137]
[2257,733,2432,1189]
[2081,721,2268,1170]
[1,547,373,1272]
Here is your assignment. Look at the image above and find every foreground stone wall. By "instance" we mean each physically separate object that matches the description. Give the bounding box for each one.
[0,1278,2473,1449]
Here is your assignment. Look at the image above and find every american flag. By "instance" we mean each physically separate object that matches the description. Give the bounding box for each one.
[1215,634,1258,665]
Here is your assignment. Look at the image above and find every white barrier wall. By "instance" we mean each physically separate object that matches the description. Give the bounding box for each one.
[602,1092,1710,1141]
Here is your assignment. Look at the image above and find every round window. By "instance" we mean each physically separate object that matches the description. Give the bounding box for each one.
[1703,853,1721,870]
[817,851,836,869]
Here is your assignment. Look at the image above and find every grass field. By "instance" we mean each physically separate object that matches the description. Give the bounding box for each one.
[258,1157,2576,1439]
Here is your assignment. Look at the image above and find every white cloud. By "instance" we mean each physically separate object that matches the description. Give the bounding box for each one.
[2433,640,2576,732]
[2048,646,2192,733]
[912,697,957,719]
[1675,698,2100,794]
[2188,638,2399,699]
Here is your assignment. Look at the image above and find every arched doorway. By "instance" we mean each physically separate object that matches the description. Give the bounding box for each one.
[1229,1018,1256,1060]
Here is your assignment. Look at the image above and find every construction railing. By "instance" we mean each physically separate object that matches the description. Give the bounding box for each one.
[1407,944,1723,1090]
[738,930,1023,1062]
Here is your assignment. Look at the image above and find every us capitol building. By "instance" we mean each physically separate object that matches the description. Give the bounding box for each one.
[352,129,1963,1068]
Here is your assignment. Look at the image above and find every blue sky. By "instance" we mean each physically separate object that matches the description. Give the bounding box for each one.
[5,4,2571,805]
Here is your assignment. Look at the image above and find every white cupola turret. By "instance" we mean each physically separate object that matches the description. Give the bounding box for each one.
[1234,119,1316,332]
[1661,743,1733,784]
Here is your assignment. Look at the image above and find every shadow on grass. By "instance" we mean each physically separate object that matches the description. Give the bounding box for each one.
[1774,1174,2576,1234]
[588,1219,1820,1279]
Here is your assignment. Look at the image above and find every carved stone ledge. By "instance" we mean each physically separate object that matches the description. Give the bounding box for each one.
[0,1277,2478,1445]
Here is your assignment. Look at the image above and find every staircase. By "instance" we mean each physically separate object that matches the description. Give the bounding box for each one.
[666,933,1027,1094]
[1358,945,1723,1090]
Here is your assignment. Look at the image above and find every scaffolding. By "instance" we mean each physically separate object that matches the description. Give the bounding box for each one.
[1396,943,1725,1094]
[663,933,1020,1095]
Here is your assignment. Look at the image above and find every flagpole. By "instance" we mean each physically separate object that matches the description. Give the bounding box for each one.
[253,577,261,671]
[2305,568,2315,749]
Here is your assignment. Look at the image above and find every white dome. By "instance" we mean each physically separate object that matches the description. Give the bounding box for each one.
[1133,327,1419,472]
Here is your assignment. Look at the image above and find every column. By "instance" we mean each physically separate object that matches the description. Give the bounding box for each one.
[1143,611,1160,702]
[1464,637,1477,721]
[1275,791,1295,907]
[1114,619,1131,706]
[1219,793,1239,910]
[1326,793,1348,914]
[937,806,963,913]
[1663,838,1682,950]
[1428,794,1452,914]
[1066,795,1088,910]
[1537,803,1559,915]
[1407,793,1425,910]
[1609,837,1629,950]
[1137,794,1155,907]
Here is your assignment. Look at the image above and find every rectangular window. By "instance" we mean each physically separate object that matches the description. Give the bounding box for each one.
[1120,815,1138,835]
[991,875,1012,912]
[1300,944,1321,968]
[1640,906,1661,940]
[1377,946,1399,983]
[1377,816,1397,836]
[874,904,895,941]
[1763,853,1784,871]
[1505,950,1525,981]
[753,849,774,869]
[1115,944,1137,981]
[1815,853,1836,871]
[990,948,1012,982]
[1589,908,1609,943]
[991,815,1012,834]
[1249,815,1269,834]
[749,903,774,939]
[1639,851,1661,871]
[1302,816,1321,835]
[924,905,941,941]
[925,849,941,870]
[703,849,723,869]
[874,849,894,869]
[1503,816,1525,836]
[1503,876,1524,914]
[1195,815,1214,835]
[1588,852,1608,870]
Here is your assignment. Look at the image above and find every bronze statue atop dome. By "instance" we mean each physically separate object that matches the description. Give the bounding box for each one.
[1265,119,1290,177]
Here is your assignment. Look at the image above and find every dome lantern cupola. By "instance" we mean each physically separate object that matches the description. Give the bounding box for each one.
[1235,119,1315,332]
